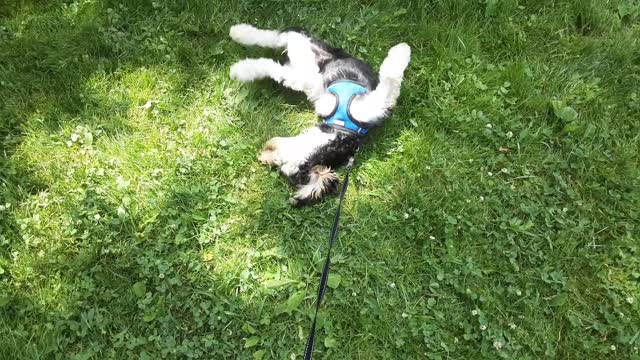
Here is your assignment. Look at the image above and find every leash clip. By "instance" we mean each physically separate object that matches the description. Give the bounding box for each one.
[346,156,355,170]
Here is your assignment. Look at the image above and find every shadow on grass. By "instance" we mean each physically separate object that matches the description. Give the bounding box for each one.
[0,2,423,355]
[0,1,248,357]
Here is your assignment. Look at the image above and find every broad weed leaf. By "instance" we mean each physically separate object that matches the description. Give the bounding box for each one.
[253,350,267,359]
[618,2,639,18]
[143,312,156,322]
[285,291,305,313]
[132,282,146,298]
[327,274,341,289]
[244,336,260,348]
[551,100,578,122]
[324,336,337,348]
[263,278,295,289]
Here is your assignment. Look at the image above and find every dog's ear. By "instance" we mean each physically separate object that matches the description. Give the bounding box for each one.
[290,166,339,207]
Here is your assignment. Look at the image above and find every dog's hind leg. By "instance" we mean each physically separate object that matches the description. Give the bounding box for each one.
[350,43,412,126]
[229,31,333,116]
[228,55,315,95]
[229,24,288,48]
[230,58,286,83]
[281,33,335,116]
[289,166,339,207]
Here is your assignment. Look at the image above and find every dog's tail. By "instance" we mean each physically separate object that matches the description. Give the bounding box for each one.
[290,166,339,207]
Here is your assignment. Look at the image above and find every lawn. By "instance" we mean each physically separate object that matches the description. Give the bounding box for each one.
[1,0,639,358]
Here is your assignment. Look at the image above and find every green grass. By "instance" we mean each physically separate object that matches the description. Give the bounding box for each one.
[1,0,639,358]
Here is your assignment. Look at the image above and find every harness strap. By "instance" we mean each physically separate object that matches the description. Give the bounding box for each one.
[303,157,354,360]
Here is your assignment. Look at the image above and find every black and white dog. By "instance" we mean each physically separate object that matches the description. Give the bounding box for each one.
[229,24,411,206]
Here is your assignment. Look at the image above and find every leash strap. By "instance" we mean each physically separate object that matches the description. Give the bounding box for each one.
[303,157,354,360]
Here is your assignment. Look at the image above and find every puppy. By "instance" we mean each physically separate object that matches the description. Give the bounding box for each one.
[229,24,411,206]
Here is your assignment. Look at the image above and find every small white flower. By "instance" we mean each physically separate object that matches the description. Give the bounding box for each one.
[562,207,568,212]
[466,199,471,203]
[480,196,485,201]
[516,290,522,296]
[94,214,101,220]
[493,341,503,350]
[70,133,79,142]
[485,123,493,129]
[402,312,409,318]
[429,236,436,240]
[509,323,517,329]
[500,168,508,174]
[471,310,479,316]
[426,165,432,170]
[389,282,396,288]
[159,273,165,279]
[352,292,357,297]
[626,296,634,304]
[506,131,513,138]
[117,206,126,219]
[610,345,616,351]
[480,325,487,331]
[403,213,409,219]
[66,141,73,147]
[116,176,130,190]
[454,337,459,343]
[487,172,493,176]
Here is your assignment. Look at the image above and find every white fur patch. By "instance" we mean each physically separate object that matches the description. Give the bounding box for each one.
[281,34,327,102]
[272,127,337,177]
[350,43,411,125]
[229,24,286,48]
[228,25,331,114]
[229,58,284,82]
[314,93,337,117]
[379,43,411,80]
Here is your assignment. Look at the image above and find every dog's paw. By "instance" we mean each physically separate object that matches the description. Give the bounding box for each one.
[389,43,411,61]
[229,24,255,43]
[229,60,253,82]
[314,94,337,117]
[258,150,275,165]
[289,196,305,207]
[380,43,411,79]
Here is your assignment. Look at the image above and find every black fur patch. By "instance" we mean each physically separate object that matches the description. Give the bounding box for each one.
[279,28,379,90]
[287,124,363,187]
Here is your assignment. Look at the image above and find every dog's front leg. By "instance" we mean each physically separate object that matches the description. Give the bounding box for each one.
[349,43,412,126]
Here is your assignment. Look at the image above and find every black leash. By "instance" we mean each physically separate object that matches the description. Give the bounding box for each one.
[303,157,354,360]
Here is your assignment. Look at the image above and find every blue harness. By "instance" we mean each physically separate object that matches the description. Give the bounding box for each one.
[323,80,370,135]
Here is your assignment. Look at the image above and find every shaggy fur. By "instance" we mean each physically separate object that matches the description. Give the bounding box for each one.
[229,24,411,206]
